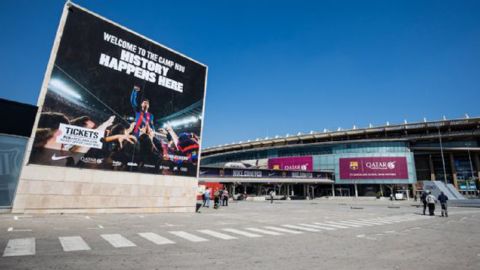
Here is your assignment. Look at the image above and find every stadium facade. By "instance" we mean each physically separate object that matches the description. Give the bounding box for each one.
[200,117,480,199]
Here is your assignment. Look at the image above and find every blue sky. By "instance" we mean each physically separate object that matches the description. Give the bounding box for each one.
[0,0,479,148]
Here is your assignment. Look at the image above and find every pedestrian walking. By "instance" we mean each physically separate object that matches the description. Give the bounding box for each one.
[203,188,211,208]
[269,190,274,204]
[437,192,449,217]
[420,191,428,215]
[222,190,229,206]
[426,191,436,216]
[214,189,220,209]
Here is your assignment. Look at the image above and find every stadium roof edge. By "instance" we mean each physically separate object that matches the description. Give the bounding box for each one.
[203,116,480,154]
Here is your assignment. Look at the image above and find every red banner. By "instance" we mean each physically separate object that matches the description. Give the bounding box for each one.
[339,157,408,180]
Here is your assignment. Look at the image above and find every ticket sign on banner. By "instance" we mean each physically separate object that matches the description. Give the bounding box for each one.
[268,156,313,171]
[339,157,409,180]
[56,123,104,149]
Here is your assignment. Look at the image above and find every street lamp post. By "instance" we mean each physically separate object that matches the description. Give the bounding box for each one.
[438,127,448,184]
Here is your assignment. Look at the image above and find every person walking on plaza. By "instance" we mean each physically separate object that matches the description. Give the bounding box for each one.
[420,191,428,215]
[269,190,274,204]
[426,191,436,216]
[213,189,220,209]
[222,189,229,206]
[438,191,449,217]
[203,188,211,208]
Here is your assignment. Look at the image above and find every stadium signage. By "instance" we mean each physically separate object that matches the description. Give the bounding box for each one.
[339,157,408,180]
[268,156,313,171]
[28,4,207,177]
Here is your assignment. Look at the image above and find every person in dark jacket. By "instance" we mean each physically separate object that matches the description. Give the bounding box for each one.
[420,191,428,215]
[437,192,449,217]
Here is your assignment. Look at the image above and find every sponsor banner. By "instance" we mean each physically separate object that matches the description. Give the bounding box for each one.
[339,157,409,180]
[28,4,207,177]
[199,168,331,179]
[268,156,313,171]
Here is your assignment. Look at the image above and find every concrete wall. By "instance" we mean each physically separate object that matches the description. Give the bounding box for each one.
[12,165,197,214]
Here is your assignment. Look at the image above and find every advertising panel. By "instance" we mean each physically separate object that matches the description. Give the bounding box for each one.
[28,4,207,177]
[339,157,408,180]
[200,167,331,179]
[268,156,313,171]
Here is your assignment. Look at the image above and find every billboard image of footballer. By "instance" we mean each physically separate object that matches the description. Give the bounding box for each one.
[29,4,207,177]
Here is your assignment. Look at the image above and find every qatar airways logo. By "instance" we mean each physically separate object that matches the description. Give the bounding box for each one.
[365,161,396,170]
[283,164,309,171]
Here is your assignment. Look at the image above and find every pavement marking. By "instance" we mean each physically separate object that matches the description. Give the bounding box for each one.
[264,226,303,234]
[3,238,35,257]
[282,224,321,232]
[198,230,237,240]
[6,228,33,232]
[85,216,90,219]
[339,220,373,227]
[356,234,365,238]
[385,230,396,234]
[13,216,18,220]
[314,222,348,229]
[245,227,283,236]
[169,231,208,242]
[138,232,175,245]
[350,219,389,225]
[98,225,104,229]
[338,220,372,226]
[324,221,362,228]
[298,223,336,231]
[59,236,91,252]
[222,228,262,238]
[101,234,136,248]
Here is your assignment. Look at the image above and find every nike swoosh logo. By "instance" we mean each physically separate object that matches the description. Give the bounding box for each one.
[51,154,70,161]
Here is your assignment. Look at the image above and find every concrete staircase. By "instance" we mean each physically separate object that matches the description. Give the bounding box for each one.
[422,181,466,200]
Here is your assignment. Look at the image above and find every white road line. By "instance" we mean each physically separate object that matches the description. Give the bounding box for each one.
[7,227,13,232]
[59,236,91,252]
[245,227,283,236]
[222,228,262,238]
[298,223,336,231]
[101,234,136,248]
[343,220,376,226]
[314,222,348,229]
[362,219,396,224]
[169,231,208,242]
[282,225,321,232]
[198,230,237,240]
[264,226,303,234]
[98,225,104,229]
[13,216,18,220]
[138,233,175,245]
[85,216,90,219]
[3,238,35,257]
[342,220,377,226]
[325,221,362,228]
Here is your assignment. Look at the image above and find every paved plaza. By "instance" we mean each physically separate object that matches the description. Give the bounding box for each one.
[1,199,479,270]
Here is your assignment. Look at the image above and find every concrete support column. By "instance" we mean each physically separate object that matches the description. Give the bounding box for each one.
[331,183,335,197]
[449,153,458,188]
[429,154,436,181]
[474,153,480,182]
[354,182,358,198]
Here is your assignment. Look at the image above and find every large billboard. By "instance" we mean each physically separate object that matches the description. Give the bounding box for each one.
[339,157,408,180]
[268,156,313,171]
[28,4,207,177]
